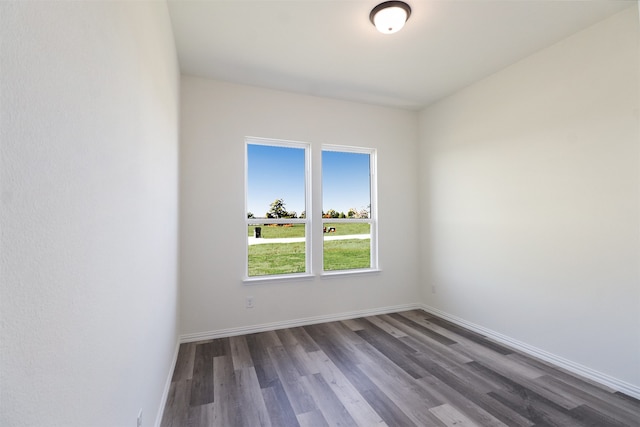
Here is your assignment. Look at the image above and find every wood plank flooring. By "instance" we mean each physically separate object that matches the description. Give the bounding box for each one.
[161,310,640,426]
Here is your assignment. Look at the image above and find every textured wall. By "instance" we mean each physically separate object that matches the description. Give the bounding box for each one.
[179,77,421,336]
[0,2,179,426]
[418,6,639,389]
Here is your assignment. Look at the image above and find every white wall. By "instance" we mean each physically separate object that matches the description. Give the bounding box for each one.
[418,5,639,390]
[180,77,420,336]
[0,2,179,426]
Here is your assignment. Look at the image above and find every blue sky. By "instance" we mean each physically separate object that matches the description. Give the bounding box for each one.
[247,144,370,217]
[322,150,370,215]
[247,144,305,217]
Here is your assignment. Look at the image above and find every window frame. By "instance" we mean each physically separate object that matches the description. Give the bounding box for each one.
[243,138,379,282]
[321,145,378,275]
[244,137,312,282]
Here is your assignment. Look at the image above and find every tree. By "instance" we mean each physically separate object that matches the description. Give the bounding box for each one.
[247,212,255,219]
[339,212,346,219]
[325,209,338,218]
[299,211,306,219]
[268,198,288,218]
[347,208,357,218]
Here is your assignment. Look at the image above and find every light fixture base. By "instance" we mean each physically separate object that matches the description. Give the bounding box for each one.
[370,1,412,34]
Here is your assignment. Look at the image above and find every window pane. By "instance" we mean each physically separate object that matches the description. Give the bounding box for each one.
[322,150,372,271]
[248,224,306,276]
[322,151,371,219]
[323,223,371,271]
[247,143,307,277]
[247,144,305,219]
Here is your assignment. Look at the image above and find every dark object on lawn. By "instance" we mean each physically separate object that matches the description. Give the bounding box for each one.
[254,227,262,238]
[323,227,336,233]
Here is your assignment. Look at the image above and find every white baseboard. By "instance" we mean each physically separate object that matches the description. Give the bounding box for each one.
[179,303,422,343]
[154,339,181,427]
[419,303,640,400]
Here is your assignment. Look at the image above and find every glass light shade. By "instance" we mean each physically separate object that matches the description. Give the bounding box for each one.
[373,6,408,34]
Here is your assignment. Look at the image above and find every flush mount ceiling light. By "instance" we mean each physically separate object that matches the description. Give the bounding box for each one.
[370,1,411,34]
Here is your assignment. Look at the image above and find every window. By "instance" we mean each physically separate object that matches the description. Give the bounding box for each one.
[245,138,310,278]
[322,146,377,272]
[245,138,377,280]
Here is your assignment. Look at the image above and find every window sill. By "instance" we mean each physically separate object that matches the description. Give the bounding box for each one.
[243,273,315,285]
[243,269,382,284]
[320,269,382,279]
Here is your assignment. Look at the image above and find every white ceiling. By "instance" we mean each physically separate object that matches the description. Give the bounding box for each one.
[167,0,634,110]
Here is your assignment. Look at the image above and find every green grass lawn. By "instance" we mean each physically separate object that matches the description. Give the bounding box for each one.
[248,238,370,276]
[323,239,371,271]
[248,224,305,238]
[247,222,369,238]
[323,222,370,236]
[248,242,306,276]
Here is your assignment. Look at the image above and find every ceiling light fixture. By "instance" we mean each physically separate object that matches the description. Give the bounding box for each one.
[370,1,411,34]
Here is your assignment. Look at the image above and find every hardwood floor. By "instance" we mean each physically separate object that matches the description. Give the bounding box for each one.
[161,310,640,426]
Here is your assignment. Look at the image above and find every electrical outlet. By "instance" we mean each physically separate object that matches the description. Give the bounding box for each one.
[137,409,143,427]
[246,296,254,308]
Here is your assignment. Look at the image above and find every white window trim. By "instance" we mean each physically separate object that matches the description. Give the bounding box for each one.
[321,145,378,273]
[243,139,379,282]
[244,137,311,280]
